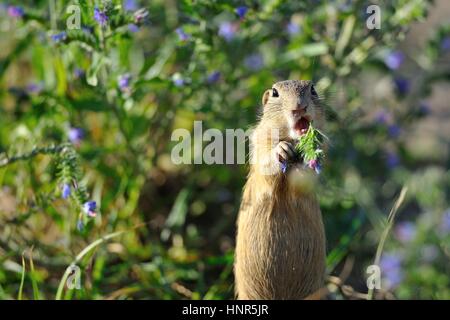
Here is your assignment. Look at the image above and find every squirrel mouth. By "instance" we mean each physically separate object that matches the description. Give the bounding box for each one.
[293,117,310,136]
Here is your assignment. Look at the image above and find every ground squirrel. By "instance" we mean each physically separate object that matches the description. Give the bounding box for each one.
[234,80,326,300]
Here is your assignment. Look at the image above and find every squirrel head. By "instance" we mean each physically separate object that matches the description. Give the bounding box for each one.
[261,80,324,139]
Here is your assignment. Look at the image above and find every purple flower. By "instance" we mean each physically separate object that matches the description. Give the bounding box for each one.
[388,124,401,138]
[395,221,416,243]
[207,71,221,84]
[73,68,85,79]
[94,6,108,26]
[308,159,321,174]
[235,6,248,19]
[440,209,450,234]
[374,110,389,125]
[76,219,84,231]
[286,21,301,36]
[83,201,97,217]
[380,252,403,289]
[175,27,190,41]
[26,83,43,94]
[118,73,132,92]
[308,159,317,169]
[62,183,71,199]
[128,23,139,33]
[173,78,185,87]
[51,32,67,43]
[281,161,288,173]
[384,51,404,70]
[218,21,238,41]
[123,0,138,11]
[314,163,322,174]
[393,77,410,95]
[133,8,148,24]
[8,5,24,18]
[68,127,84,144]
[418,102,430,115]
[385,151,400,169]
[441,37,450,52]
[244,53,264,71]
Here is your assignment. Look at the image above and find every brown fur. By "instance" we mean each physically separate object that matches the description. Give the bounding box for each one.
[235,80,326,300]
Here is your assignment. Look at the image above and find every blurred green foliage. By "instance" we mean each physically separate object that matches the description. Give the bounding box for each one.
[0,0,449,299]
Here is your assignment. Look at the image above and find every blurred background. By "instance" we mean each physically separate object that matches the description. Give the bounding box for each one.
[0,0,449,300]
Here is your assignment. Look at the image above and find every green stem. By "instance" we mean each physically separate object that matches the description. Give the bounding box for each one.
[0,144,70,168]
[49,0,57,30]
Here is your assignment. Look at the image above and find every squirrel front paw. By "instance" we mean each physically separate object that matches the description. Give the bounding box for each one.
[274,141,296,164]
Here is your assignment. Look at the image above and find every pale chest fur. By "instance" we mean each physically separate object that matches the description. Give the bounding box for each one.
[235,167,326,299]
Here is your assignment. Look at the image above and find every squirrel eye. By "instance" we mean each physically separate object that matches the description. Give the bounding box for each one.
[310,85,318,98]
[272,88,279,97]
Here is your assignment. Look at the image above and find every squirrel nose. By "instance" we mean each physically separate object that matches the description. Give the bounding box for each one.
[297,98,308,110]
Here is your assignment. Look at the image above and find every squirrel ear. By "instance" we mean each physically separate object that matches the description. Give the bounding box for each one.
[262,89,271,107]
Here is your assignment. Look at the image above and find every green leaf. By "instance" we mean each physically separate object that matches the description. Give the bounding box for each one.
[161,188,190,241]
[335,15,355,59]
[86,53,104,86]
[280,43,329,63]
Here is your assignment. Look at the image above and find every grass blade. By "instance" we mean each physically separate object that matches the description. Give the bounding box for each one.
[55,230,126,300]
[18,255,26,300]
[367,186,408,300]
[28,248,41,300]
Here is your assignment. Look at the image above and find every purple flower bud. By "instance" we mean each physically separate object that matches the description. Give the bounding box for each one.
[73,68,85,79]
[384,51,404,70]
[286,21,301,35]
[308,159,322,174]
[123,0,138,11]
[77,219,84,231]
[62,183,71,199]
[440,209,450,234]
[385,151,400,169]
[418,102,431,115]
[94,7,108,26]
[281,161,288,173]
[175,27,190,41]
[207,71,221,84]
[314,163,322,174]
[8,5,24,18]
[235,6,248,19]
[51,32,67,43]
[393,77,410,95]
[218,22,238,42]
[118,73,132,92]
[395,221,416,243]
[26,83,43,94]
[374,110,389,125]
[388,124,401,138]
[83,201,97,217]
[128,23,139,33]
[244,53,264,71]
[308,159,318,169]
[173,77,185,87]
[441,37,450,52]
[68,127,84,144]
